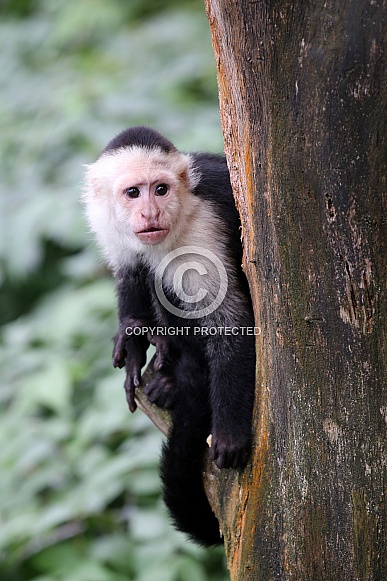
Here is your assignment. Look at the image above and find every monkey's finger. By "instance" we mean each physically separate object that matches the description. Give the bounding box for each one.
[112,335,127,368]
[153,352,165,372]
[231,450,246,470]
[214,451,228,469]
[113,353,126,369]
[217,450,235,469]
[154,348,172,372]
[133,371,141,392]
[211,440,242,469]
[210,443,223,468]
[147,332,171,370]
[124,374,137,413]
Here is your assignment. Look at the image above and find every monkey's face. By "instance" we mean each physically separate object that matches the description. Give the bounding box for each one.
[113,160,183,246]
[83,147,193,267]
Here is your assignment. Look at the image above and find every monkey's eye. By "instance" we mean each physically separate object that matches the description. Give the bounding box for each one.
[124,187,140,199]
[155,184,169,196]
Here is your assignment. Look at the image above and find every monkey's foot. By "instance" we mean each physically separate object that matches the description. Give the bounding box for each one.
[143,373,175,409]
[210,433,251,470]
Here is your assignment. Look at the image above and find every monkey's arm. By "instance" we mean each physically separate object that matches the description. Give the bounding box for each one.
[114,266,174,411]
[114,266,154,411]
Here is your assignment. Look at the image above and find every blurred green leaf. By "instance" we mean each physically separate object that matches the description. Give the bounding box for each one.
[178,556,207,581]
[18,357,72,415]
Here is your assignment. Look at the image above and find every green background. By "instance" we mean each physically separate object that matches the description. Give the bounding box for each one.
[0,0,228,579]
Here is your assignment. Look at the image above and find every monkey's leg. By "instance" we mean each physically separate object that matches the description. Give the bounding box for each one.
[207,333,255,469]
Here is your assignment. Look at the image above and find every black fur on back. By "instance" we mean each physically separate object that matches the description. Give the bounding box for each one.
[101,126,177,156]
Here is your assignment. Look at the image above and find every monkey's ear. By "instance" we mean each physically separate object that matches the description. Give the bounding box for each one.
[83,163,109,199]
[90,177,104,197]
[179,167,190,189]
[84,177,106,199]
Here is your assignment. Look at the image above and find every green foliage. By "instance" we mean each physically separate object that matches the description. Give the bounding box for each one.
[0,0,227,579]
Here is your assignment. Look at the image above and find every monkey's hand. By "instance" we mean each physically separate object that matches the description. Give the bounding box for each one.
[113,316,171,372]
[113,315,151,369]
[209,432,251,470]
[113,316,150,413]
[113,316,175,412]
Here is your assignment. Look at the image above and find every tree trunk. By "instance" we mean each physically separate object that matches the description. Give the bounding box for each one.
[203,1,387,579]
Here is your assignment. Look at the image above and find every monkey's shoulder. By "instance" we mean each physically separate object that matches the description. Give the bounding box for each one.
[188,152,241,243]
[190,152,230,190]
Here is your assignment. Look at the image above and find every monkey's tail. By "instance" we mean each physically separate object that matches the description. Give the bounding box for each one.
[160,423,222,547]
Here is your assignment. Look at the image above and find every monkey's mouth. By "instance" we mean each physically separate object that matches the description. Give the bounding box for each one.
[135,227,170,244]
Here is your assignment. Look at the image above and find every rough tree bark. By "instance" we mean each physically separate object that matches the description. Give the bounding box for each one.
[136,2,386,578]
[200,1,387,580]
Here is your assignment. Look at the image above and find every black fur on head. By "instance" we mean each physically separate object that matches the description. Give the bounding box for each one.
[101,126,177,156]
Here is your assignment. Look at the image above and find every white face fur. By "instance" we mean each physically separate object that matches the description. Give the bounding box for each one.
[83,146,200,271]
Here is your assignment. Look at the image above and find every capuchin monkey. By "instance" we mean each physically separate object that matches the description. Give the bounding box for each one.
[82,126,256,546]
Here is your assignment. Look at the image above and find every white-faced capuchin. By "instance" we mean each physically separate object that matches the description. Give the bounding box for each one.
[82,126,256,546]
